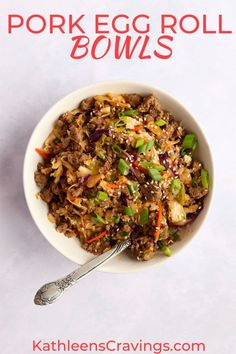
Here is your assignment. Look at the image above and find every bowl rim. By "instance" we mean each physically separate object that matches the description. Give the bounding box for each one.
[23,79,214,273]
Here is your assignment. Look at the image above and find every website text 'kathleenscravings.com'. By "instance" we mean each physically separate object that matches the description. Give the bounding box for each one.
[32,339,206,353]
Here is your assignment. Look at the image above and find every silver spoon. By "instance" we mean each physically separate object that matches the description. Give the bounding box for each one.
[34,239,131,305]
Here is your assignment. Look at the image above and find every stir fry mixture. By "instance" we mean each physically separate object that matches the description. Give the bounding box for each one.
[34,93,209,261]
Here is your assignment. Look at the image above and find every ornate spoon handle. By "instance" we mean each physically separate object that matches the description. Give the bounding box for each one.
[34,239,131,306]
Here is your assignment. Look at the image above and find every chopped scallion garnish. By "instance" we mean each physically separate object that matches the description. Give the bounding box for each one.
[119,109,139,117]
[201,168,209,189]
[112,143,123,155]
[157,241,172,256]
[192,177,198,188]
[155,119,166,127]
[139,161,165,171]
[138,139,155,154]
[97,191,108,201]
[124,206,135,216]
[171,230,180,242]
[118,159,130,176]
[161,245,172,257]
[113,215,120,224]
[93,213,106,224]
[114,117,127,127]
[139,208,149,225]
[128,183,138,195]
[171,179,182,196]
[147,168,162,181]
[110,175,117,182]
[155,140,162,149]
[181,133,198,150]
[135,138,145,148]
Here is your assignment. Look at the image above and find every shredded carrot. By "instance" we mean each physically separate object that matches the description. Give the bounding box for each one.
[154,202,163,241]
[35,148,50,160]
[69,195,77,201]
[133,161,148,174]
[106,182,120,189]
[87,230,108,244]
[132,125,143,132]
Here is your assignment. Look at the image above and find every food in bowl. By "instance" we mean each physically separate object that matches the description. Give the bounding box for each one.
[34,93,209,261]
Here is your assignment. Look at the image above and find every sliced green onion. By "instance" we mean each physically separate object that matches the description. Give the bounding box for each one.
[201,168,209,189]
[192,177,198,188]
[140,161,165,171]
[119,109,139,117]
[124,206,135,217]
[147,168,162,182]
[97,191,108,201]
[109,175,117,182]
[155,140,162,149]
[171,178,182,196]
[139,208,149,225]
[95,143,106,160]
[111,143,123,155]
[181,133,198,150]
[138,161,150,169]
[101,134,107,144]
[138,139,155,154]
[146,139,155,151]
[155,165,165,172]
[113,215,120,224]
[135,138,145,148]
[157,241,172,256]
[128,183,138,195]
[114,117,127,127]
[171,230,180,242]
[177,183,186,206]
[180,149,189,157]
[138,144,147,154]
[155,119,166,127]
[161,245,172,257]
[93,213,106,224]
[118,159,130,176]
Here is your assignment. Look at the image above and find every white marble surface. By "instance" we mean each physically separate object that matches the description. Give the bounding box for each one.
[0,1,236,353]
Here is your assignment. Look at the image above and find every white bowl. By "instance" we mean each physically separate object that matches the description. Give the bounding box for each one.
[23,81,214,273]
